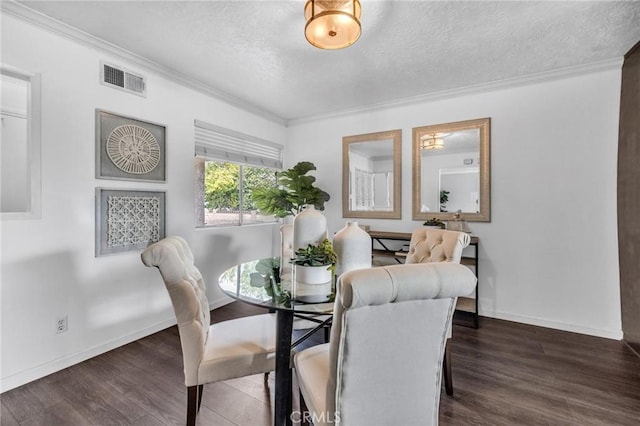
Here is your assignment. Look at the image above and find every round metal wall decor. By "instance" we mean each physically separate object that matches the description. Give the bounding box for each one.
[106,124,160,174]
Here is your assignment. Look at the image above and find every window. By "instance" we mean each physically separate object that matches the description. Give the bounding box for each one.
[197,159,277,226]
[194,120,282,227]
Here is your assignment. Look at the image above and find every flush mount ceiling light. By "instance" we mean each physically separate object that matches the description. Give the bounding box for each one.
[305,0,362,50]
[420,133,449,150]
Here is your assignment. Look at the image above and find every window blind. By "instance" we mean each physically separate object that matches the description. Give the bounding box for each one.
[194,119,283,169]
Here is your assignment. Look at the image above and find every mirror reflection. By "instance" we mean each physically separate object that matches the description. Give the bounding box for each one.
[413,118,490,222]
[1,73,29,212]
[1,67,41,219]
[343,130,401,219]
[350,140,394,211]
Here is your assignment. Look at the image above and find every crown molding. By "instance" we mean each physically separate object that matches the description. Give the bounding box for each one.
[1,1,287,126]
[287,57,624,127]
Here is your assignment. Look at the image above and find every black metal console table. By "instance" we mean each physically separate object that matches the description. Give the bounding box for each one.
[368,230,479,328]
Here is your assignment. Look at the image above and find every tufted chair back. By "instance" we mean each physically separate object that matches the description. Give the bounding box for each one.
[141,236,211,386]
[404,228,471,265]
[325,263,477,425]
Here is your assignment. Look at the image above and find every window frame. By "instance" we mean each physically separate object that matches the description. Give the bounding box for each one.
[194,121,283,228]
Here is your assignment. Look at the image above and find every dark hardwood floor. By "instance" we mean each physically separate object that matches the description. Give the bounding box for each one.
[2,302,639,425]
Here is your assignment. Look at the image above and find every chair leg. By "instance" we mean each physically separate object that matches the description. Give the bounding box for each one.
[197,384,204,412]
[443,342,453,396]
[187,385,198,426]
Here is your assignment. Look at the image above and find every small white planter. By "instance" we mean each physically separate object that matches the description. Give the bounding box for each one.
[294,264,332,302]
[295,264,331,284]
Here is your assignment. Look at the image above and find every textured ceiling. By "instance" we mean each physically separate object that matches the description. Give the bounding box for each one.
[11,1,640,123]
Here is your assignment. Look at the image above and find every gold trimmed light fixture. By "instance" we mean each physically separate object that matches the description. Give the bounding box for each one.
[305,0,362,50]
[420,133,448,150]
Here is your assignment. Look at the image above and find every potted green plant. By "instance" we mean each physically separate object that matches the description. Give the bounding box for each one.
[291,238,337,271]
[440,189,450,212]
[249,258,291,304]
[290,238,336,302]
[423,217,446,229]
[252,161,331,218]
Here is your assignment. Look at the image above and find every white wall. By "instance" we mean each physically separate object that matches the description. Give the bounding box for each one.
[287,69,622,340]
[0,15,285,391]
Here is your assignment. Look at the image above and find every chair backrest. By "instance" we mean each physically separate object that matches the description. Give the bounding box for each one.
[327,263,476,425]
[141,236,211,386]
[404,228,471,264]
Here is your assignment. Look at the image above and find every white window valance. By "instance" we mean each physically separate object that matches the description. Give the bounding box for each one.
[194,119,283,169]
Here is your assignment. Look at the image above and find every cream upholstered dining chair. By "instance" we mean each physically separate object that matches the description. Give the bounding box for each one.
[404,228,471,265]
[141,236,277,426]
[404,227,472,396]
[293,263,477,426]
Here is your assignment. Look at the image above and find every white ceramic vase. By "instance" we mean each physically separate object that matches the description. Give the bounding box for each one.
[333,221,372,276]
[293,205,327,252]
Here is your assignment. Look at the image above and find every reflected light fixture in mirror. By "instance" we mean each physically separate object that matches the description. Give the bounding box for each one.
[420,133,448,150]
[305,0,362,49]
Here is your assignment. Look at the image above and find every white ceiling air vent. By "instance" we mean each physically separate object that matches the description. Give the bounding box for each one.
[100,62,146,97]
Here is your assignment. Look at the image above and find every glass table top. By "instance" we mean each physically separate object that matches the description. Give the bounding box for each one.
[218,257,334,315]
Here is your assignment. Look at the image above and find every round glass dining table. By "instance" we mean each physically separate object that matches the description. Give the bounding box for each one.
[218,258,333,426]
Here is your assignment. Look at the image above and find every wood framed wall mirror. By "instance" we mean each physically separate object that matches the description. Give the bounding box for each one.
[342,129,402,219]
[412,118,490,222]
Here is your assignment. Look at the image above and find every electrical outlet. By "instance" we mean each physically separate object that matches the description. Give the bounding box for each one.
[56,316,68,334]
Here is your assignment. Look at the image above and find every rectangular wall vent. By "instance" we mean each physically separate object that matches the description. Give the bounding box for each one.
[100,62,146,97]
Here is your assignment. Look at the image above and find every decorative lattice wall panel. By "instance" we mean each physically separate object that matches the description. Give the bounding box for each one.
[96,188,165,256]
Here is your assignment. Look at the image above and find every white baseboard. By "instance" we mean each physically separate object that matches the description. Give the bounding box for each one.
[0,316,175,393]
[480,308,623,340]
[0,297,235,393]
